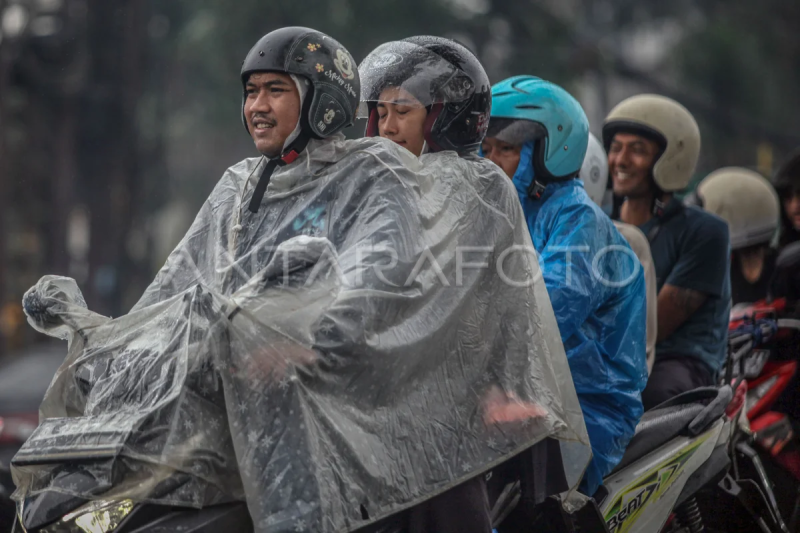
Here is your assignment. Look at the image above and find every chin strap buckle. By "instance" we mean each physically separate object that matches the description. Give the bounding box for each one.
[528,180,547,200]
[248,135,310,213]
[280,149,301,165]
[652,197,668,217]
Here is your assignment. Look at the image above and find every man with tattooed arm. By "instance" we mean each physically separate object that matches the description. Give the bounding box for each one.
[603,95,731,410]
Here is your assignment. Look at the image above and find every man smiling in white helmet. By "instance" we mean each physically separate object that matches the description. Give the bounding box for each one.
[604,95,731,410]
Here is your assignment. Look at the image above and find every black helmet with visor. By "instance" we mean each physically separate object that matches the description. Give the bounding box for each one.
[358,36,490,154]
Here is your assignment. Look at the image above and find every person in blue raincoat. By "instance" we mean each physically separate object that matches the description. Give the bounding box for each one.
[480,76,648,495]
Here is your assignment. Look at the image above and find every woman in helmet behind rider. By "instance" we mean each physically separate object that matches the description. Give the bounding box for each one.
[358,36,491,157]
[693,168,780,305]
[358,37,590,533]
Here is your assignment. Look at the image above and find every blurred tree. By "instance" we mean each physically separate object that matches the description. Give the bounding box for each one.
[672,0,800,175]
[0,0,164,335]
[562,0,800,177]
[77,0,152,316]
[0,0,9,354]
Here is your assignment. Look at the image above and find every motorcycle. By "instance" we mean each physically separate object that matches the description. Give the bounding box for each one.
[723,242,800,531]
[18,363,784,533]
[484,243,800,532]
[727,298,800,531]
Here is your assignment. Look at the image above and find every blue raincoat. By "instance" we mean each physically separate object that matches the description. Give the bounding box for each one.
[511,142,648,494]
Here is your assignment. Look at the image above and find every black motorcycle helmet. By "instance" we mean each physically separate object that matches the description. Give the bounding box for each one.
[357,36,491,154]
[241,26,359,139]
[774,148,800,247]
[240,27,359,212]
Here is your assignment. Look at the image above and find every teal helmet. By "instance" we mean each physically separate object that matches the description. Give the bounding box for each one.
[488,76,589,182]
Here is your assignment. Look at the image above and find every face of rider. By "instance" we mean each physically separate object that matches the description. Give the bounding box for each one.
[244,72,301,158]
[481,137,522,179]
[607,132,661,198]
[376,86,428,157]
[783,187,800,231]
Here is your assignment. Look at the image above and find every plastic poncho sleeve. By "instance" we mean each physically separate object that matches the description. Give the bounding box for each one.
[310,161,422,377]
[131,199,215,311]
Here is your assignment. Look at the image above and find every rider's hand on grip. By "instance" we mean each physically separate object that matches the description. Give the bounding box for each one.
[22,286,60,327]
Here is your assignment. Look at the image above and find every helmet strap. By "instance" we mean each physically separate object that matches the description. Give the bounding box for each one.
[366,105,380,137]
[247,133,310,213]
[648,173,668,216]
[652,195,668,217]
[527,137,576,200]
[423,103,444,153]
[527,180,547,200]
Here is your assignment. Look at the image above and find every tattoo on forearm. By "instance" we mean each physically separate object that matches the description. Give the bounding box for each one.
[669,287,706,311]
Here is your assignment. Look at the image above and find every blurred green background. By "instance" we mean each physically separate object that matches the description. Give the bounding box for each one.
[1,0,799,355]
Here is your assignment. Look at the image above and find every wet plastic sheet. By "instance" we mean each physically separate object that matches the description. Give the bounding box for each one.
[14,136,590,532]
[14,277,243,508]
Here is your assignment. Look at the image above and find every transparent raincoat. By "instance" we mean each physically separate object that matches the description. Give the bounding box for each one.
[14,136,590,532]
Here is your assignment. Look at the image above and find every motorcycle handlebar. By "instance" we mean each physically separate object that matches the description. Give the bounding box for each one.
[776,318,800,330]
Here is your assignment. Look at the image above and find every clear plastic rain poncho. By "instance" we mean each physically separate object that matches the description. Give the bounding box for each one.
[13,136,590,532]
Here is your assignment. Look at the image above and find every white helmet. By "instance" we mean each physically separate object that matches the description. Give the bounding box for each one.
[696,167,779,250]
[580,133,609,205]
[603,94,701,192]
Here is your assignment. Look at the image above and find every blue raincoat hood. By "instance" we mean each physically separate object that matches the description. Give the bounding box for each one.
[509,141,585,224]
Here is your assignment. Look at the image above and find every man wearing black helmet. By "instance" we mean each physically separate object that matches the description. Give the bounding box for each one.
[244,70,302,158]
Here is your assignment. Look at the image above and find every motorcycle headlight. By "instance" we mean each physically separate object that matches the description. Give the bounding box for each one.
[40,499,134,533]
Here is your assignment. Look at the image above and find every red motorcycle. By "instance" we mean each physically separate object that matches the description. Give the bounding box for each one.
[729,298,800,530]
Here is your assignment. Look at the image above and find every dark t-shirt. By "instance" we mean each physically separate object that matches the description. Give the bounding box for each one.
[638,200,732,375]
[730,250,777,306]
